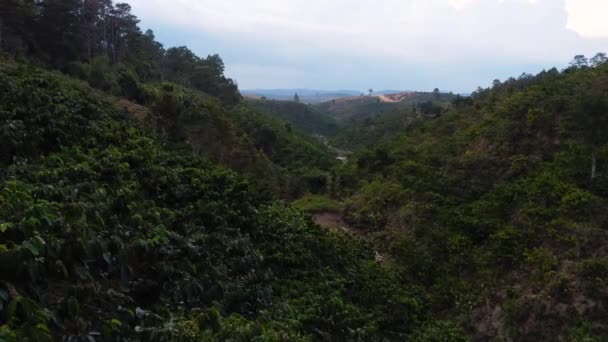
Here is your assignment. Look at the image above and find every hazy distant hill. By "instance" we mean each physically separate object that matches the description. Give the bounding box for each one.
[241,88,362,103]
[316,91,456,121]
[241,89,419,103]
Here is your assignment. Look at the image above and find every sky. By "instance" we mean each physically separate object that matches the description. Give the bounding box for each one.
[127,0,608,93]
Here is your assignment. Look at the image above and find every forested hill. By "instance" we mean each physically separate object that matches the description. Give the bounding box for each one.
[336,57,608,340]
[0,61,435,341]
[0,0,338,199]
[246,98,339,136]
[0,0,240,103]
[3,0,608,341]
[0,1,435,340]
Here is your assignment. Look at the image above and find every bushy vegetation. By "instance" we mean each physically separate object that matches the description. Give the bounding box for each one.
[323,92,455,150]
[0,61,458,341]
[336,57,608,340]
[229,105,337,198]
[292,195,342,214]
[0,0,239,105]
[316,91,455,122]
[330,108,422,150]
[246,99,339,137]
[3,1,608,340]
[0,0,337,199]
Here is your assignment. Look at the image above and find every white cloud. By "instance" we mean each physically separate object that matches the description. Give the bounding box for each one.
[448,0,476,9]
[565,0,608,38]
[449,0,537,10]
[127,0,608,89]
[130,0,605,62]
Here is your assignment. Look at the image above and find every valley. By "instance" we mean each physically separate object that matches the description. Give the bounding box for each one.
[1,1,608,341]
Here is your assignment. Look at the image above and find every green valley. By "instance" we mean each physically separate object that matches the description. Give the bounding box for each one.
[1,1,608,341]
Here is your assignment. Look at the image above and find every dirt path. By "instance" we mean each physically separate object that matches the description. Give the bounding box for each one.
[312,212,385,262]
[377,95,399,103]
[313,212,348,230]
[377,92,416,103]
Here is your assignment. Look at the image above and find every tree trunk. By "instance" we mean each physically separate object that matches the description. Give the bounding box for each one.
[591,149,597,180]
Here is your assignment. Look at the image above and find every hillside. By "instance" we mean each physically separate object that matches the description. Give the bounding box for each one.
[0,60,455,341]
[0,0,337,199]
[322,92,457,150]
[245,98,339,137]
[329,108,422,150]
[3,0,608,341]
[316,91,456,122]
[0,2,440,339]
[334,62,608,340]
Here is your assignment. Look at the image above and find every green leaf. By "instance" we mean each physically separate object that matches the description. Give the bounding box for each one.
[22,241,40,257]
[22,236,46,257]
[0,222,13,233]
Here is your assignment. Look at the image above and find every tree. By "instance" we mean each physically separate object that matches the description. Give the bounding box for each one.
[368,88,374,96]
[0,0,37,56]
[590,52,608,67]
[37,0,86,67]
[569,55,589,69]
[294,92,300,102]
[81,0,113,59]
[107,3,141,63]
[255,127,277,156]
[433,88,440,99]
[131,29,165,82]
[164,46,198,85]
[579,93,608,180]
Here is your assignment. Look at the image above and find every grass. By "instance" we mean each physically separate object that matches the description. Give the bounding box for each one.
[292,194,341,213]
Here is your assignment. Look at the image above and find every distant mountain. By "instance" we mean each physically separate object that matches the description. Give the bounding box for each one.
[241,89,362,103]
[316,91,457,121]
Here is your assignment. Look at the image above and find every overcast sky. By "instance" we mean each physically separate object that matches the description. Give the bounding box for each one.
[128,0,608,93]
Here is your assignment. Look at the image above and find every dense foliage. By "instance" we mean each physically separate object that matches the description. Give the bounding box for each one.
[316,91,455,122]
[318,92,455,150]
[0,62,458,341]
[3,1,608,340]
[0,0,239,104]
[0,1,339,199]
[329,108,422,150]
[230,105,337,198]
[246,99,339,137]
[336,57,608,340]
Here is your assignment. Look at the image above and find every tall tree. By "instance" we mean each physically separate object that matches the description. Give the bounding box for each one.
[37,0,86,67]
[0,0,37,56]
[569,55,589,69]
[131,29,164,82]
[590,52,608,68]
[164,46,198,86]
[107,2,140,63]
[82,0,113,59]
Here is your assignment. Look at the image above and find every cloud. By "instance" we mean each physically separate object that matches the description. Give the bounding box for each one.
[129,0,605,60]
[128,0,608,90]
[565,0,608,38]
[448,0,476,9]
[449,0,538,10]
